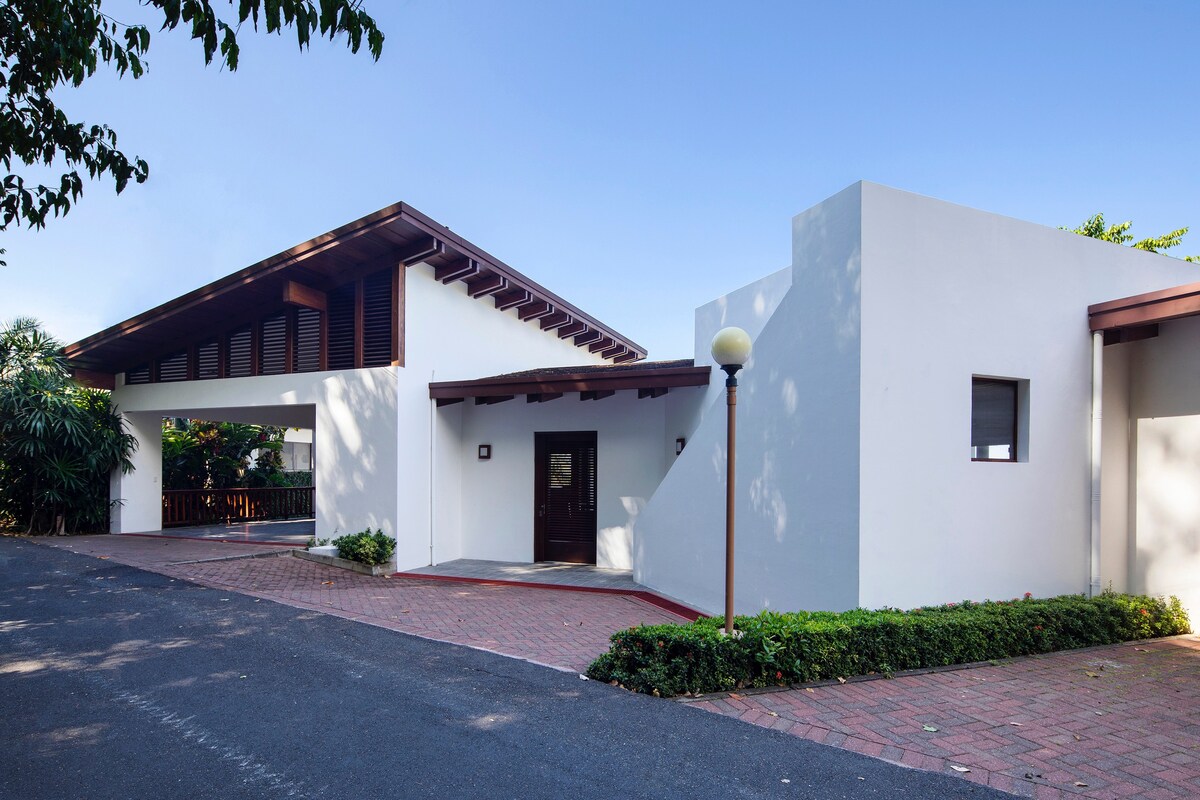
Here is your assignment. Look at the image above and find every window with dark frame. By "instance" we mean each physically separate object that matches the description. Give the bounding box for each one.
[971,378,1018,461]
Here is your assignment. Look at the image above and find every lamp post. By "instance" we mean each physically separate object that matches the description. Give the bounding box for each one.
[710,326,752,636]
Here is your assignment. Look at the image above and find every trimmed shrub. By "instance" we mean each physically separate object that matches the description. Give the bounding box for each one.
[586,592,1190,697]
[331,528,395,566]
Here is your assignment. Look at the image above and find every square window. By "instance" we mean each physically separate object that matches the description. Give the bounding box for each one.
[972,378,1018,461]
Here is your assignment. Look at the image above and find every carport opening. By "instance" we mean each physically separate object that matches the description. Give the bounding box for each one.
[160,415,315,530]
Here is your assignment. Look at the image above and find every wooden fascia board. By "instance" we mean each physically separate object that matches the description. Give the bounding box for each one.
[428,366,711,399]
[1088,285,1200,331]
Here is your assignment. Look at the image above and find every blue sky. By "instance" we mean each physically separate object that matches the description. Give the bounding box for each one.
[3,1,1199,359]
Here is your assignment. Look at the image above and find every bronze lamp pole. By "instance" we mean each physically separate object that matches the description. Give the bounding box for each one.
[710,326,752,636]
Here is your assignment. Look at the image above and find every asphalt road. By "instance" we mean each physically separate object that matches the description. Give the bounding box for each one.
[0,538,1013,800]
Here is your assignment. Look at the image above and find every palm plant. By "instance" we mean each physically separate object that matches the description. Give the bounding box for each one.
[0,318,136,532]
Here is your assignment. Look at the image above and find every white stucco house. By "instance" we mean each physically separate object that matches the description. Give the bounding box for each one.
[66,182,1200,619]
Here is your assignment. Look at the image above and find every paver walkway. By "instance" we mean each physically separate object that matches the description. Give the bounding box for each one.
[686,636,1200,799]
[31,535,685,672]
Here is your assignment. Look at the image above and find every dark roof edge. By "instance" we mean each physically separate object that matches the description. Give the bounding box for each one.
[430,362,710,399]
[64,202,646,361]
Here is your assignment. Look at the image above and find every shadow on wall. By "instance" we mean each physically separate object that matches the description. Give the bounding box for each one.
[306,369,399,537]
[1134,416,1200,619]
[599,496,645,571]
[637,188,864,614]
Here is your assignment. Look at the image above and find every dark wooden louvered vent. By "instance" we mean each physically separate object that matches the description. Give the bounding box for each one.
[196,340,219,380]
[293,307,321,373]
[158,350,189,382]
[326,283,356,371]
[361,268,393,367]
[125,364,150,385]
[226,327,252,378]
[259,312,288,375]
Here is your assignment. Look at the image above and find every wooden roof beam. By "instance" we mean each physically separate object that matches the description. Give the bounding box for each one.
[574,329,602,346]
[557,321,587,339]
[467,273,508,298]
[435,257,480,284]
[518,300,554,321]
[580,390,615,401]
[613,351,640,364]
[588,336,615,353]
[494,289,531,311]
[638,387,668,399]
[474,395,515,405]
[526,392,564,403]
[539,312,572,331]
[600,344,628,359]
[398,236,445,266]
[282,280,327,312]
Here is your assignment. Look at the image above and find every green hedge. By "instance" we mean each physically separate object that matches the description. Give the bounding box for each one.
[331,528,395,566]
[586,592,1190,697]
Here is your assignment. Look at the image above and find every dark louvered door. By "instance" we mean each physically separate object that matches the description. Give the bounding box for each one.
[534,432,598,564]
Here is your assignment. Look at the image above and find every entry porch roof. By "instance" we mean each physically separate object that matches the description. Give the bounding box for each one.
[429,360,710,406]
[1089,279,1200,344]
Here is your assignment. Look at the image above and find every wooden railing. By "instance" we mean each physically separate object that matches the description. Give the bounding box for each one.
[162,487,315,528]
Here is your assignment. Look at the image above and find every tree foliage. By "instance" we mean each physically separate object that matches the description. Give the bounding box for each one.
[1066,213,1198,262]
[0,318,136,532]
[162,418,286,490]
[1,0,383,242]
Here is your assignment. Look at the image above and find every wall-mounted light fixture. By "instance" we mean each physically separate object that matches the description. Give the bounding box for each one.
[675,437,686,455]
[478,444,492,460]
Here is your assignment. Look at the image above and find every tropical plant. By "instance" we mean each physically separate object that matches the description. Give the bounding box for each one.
[0,318,136,532]
[161,418,285,490]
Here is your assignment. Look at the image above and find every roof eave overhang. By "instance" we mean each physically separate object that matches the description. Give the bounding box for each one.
[1088,279,1200,341]
[429,365,711,401]
[63,202,646,373]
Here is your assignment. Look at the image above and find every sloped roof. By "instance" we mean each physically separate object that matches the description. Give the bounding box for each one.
[429,359,710,405]
[64,202,646,374]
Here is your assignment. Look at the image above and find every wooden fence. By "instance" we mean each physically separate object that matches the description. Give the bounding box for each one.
[162,487,315,528]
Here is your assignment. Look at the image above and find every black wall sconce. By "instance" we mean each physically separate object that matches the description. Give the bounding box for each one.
[478,444,492,460]
[675,437,686,455]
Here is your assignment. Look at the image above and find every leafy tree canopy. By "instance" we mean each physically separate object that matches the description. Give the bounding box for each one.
[162,417,289,490]
[1066,214,1198,262]
[1,0,383,244]
[0,317,136,532]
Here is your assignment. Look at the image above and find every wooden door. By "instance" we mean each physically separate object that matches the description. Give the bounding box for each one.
[534,432,598,564]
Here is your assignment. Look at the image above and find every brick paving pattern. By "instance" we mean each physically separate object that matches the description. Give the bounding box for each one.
[685,636,1200,799]
[34,535,685,672]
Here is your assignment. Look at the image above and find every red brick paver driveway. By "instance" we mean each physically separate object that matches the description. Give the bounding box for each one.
[33,535,685,672]
[686,636,1200,799]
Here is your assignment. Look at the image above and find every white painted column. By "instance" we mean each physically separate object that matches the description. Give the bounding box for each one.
[1089,331,1103,597]
[111,411,164,534]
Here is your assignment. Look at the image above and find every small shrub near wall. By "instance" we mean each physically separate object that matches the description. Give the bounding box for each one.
[586,592,1190,697]
[331,529,395,566]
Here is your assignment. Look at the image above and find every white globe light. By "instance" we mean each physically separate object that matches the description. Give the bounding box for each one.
[710,326,752,368]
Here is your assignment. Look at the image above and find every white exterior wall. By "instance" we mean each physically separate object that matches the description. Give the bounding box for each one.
[450,391,688,569]
[856,182,1200,609]
[1126,315,1200,618]
[635,184,863,615]
[109,259,605,572]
